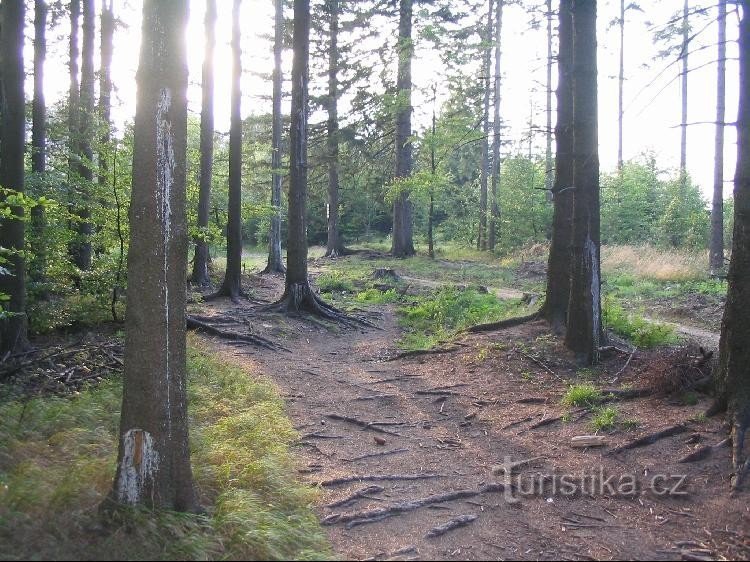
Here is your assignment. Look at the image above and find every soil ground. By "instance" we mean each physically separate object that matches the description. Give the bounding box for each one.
[191,269,749,562]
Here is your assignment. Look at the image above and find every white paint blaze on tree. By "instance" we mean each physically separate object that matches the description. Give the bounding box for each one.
[107,0,197,512]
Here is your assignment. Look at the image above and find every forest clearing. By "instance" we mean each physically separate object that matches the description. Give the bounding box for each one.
[1,0,749,560]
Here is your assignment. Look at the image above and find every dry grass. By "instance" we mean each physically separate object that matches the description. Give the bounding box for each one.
[601,244,707,281]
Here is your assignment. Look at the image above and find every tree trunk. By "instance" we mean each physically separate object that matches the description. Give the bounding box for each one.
[215,0,244,300]
[543,0,574,334]
[325,0,344,258]
[30,0,48,292]
[391,0,415,258]
[679,0,689,185]
[488,0,504,251]
[0,0,28,354]
[71,0,94,272]
[99,0,113,180]
[478,0,493,250]
[545,0,554,201]
[617,0,624,172]
[565,0,601,366]
[712,0,750,493]
[191,0,216,286]
[67,0,80,267]
[710,0,727,276]
[108,0,197,512]
[428,86,437,259]
[264,0,286,274]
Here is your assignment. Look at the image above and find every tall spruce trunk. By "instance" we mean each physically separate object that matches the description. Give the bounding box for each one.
[478,0,493,250]
[216,0,244,300]
[71,0,95,271]
[488,0,504,251]
[710,0,727,276]
[565,0,601,366]
[391,0,415,258]
[680,0,689,184]
[264,0,286,274]
[30,0,48,291]
[617,0,624,171]
[712,0,750,493]
[325,0,344,257]
[108,0,197,512]
[191,0,217,286]
[67,0,80,265]
[543,0,574,333]
[99,0,113,184]
[545,0,554,200]
[0,0,28,354]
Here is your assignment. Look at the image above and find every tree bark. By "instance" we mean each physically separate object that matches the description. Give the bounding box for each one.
[712,0,750,492]
[543,0,574,334]
[617,0,624,172]
[478,0,493,250]
[0,0,29,354]
[30,0,48,292]
[710,0,727,276]
[325,0,345,258]
[67,0,80,267]
[264,0,286,274]
[391,0,415,258]
[545,0,554,200]
[488,0,504,251]
[99,0,113,180]
[565,0,602,366]
[679,0,689,186]
[108,0,197,512]
[71,0,95,272]
[215,0,244,300]
[191,0,217,286]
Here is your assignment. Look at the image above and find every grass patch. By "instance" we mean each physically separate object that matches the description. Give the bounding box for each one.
[562,384,602,408]
[396,287,526,351]
[0,338,330,560]
[590,406,619,431]
[602,298,677,348]
[315,271,357,293]
[355,287,401,305]
[601,244,706,282]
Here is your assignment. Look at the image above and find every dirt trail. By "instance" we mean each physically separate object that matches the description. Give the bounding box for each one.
[197,278,747,561]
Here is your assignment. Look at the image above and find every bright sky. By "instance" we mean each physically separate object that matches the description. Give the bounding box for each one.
[36,0,741,199]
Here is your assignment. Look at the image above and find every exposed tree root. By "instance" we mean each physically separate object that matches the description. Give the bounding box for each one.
[425,514,478,538]
[263,281,374,328]
[325,413,401,436]
[387,345,460,361]
[608,423,689,456]
[261,262,286,275]
[342,448,409,463]
[678,437,731,464]
[467,311,541,334]
[186,315,281,350]
[324,485,385,509]
[321,483,505,528]
[317,473,445,488]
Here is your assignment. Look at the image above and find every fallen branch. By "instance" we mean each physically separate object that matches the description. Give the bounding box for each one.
[354,394,398,401]
[425,514,478,538]
[325,414,401,436]
[342,448,409,463]
[321,483,504,527]
[609,424,689,455]
[318,473,445,488]
[516,348,561,380]
[467,311,540,334]
[324,485,385,508]
[610,346,637,382]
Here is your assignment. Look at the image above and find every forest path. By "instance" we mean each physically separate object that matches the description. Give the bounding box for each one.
[193,274,745,561]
